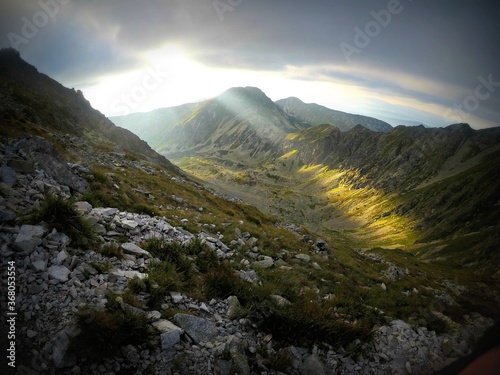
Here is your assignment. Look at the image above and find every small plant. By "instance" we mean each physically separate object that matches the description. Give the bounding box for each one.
[144,260,184,308]
[98,243,123,259]
[143,238,193,281]
[267,348,295,372]
[195,247,220,273]
[132,203,156,216]
[127,277,146,294]
[90,260,112,274]
[203,263,258,305]
[27,193,96,248]
[71,305,157,361]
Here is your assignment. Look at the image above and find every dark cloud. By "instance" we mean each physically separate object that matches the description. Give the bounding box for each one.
[0,0,498,127]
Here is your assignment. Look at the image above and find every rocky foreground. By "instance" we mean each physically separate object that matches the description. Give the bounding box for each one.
[0,137,495,374]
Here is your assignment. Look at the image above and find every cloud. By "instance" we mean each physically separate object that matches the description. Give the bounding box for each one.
[0,0,498,128]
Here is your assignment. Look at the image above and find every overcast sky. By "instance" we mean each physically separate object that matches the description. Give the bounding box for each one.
[1,0,499,128]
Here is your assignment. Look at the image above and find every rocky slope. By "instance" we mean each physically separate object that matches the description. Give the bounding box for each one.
[0,137,495,375]
[0,48,178,173]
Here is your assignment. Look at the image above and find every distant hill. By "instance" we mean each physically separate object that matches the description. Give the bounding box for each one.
[113,86,308,160]
[275,96,393,132]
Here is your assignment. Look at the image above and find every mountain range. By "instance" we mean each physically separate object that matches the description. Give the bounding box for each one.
[111,86,392,157]
[1,47,500,374]
[112,84,500,270]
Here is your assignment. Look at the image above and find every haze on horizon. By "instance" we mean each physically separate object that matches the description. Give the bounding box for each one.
[1,0,499,129]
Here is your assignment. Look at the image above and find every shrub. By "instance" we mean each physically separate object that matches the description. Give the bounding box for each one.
[28,193,96,248]
[71,306,157,360]
[98,243,123,259]
[258,293,374,348]
[203,263,258,305]
[143,238,193,281]
[90,260,112,274]
[144,260,184,308]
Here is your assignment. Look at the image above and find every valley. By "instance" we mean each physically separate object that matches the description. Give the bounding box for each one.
[1,49,499,375]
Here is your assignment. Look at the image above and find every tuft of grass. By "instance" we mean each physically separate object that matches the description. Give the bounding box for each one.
[202,262,254,302]
[258,292,374,348]
[142,237,193,281]
[71,305,157,361]
[98,243,123,259]
[27,193,96,248]
[144,260,184,308]
[90,260,112,274]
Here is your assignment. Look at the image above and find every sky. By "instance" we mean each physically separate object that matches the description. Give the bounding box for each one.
[1,0,499,129]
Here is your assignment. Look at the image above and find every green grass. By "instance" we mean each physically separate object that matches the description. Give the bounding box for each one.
[27,193,97,248]
[71,305,157,361]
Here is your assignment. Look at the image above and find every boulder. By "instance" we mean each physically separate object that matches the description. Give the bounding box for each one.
[253,257,274,269]
[121,243,151,258]
[47,265,71,282]
[75,201,92,215]
[0,165,16,187]
[14,225,46,253]
[174,313,218,344]
[299,354,327,375]
[315,238,330,252]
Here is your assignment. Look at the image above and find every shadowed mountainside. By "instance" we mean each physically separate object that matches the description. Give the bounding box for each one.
[0,48,178,173]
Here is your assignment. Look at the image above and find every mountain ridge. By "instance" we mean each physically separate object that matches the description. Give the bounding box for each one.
[0,48,178,173]
[275,96,393,132]
[110,86,393,155]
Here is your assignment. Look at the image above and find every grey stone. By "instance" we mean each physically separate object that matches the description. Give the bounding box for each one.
[31,260,47,272]
[14,225,46,253]
[299,354,326,375]
[121,242,151,258]
[152,320,184,334]
[0,165,16,187]
[121,219,138,230]
[47,265,71,282]
[295,254,311,263]
[53,329,76,368]
[315,238,330,252]
[174,313,218,344]
[160,330,181,350]
[170,291,184,303]
[75,201,92,215]
[253,257,274,269]
[0,209,16,222]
